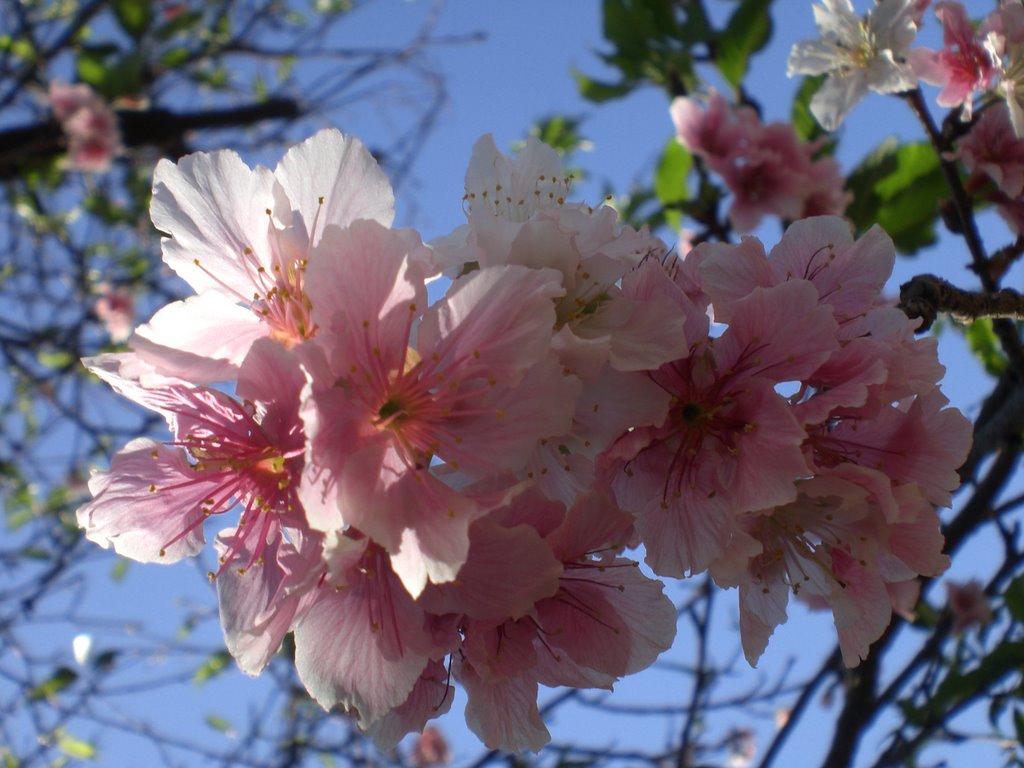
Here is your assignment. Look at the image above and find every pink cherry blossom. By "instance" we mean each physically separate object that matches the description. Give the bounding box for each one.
[449,488,676,751]
[946,579,993,633]
[670,94,849,232]
[214,524,323,675]
[78,340,309,569]
[958,100,1024,199]
[605,279,839,576]
[293,533,452,732]
[699,217,895,328]
[300,220,580,596]
[411,725,451,767]
[93,283,135,343]
[715,476,946,667]
[436,134,682,378]
[48,81,122,172]
[910,1,999,119]
[134,128,399,382]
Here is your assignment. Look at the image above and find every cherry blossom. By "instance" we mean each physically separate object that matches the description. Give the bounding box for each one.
[78,340,309,569]
[670,92,849,231]
[48,81,122,172]
[74,122,974,749]
[980,0,1024,136]
[604,278,839,577]
[788,0,920,131]
[93,283,135,343]
[299,220,580,596]
[946,579,993,634]
[910,1,998,119]
[134,128,398,382]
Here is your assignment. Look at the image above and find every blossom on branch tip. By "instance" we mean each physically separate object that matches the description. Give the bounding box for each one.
[48,81,122,172]
[788,0,920,131]
[670,92,850,231]
[909,1,998,119]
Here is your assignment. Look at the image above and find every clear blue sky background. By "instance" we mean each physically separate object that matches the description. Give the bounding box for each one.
[40,1,1016,766]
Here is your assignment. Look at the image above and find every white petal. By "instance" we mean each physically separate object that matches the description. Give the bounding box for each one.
[811,73,869,131]
[151,151,276,295]
[274,128,395,245]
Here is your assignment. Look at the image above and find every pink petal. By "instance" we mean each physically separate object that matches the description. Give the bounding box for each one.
[306,221,430,378]
[738,572,789,666]
[420,518,562,621]
[828,548,891,667]
[293,571,434,728]
[214,527,323,675]
[417,265,564,380]
[365,660,454,750]
[132,292,268,383]
[458,662,550,753]
[715,280,839,383]
[77,438,210,563]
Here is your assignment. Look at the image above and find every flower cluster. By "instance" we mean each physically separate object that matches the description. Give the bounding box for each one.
[669,91,849,231]
[601,216,971,665]
[48,81,122,172]
[78,128,969,749]
[956,98,1024,234]
[788,0,1024,134]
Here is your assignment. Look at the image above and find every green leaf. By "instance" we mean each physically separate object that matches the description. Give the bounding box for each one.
[153,10,203,41]
[655,138,692,231]
[964,318,1008,377]
[1006,575,1024,622]
[110,558,130,582]
[0,35,37,62]
[531,115,588,156]
[845,139,946,254]
[1,747,18,768]
[77,47,144,98]
[792,74,829,145]
[914,600,939,628]
[56,732,96,760]
[204,714,235,735]
[193,650,232,684]
[1014,709,1024,744]
[29,667,77,701]
[926,640,1024,721]
[655,138,691,204]
[160,47,191,69]
[38,350,74,369]
[572,70,634,103]
[76,46,115,91]
[112,0,152,39]
[714,0,773,87]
